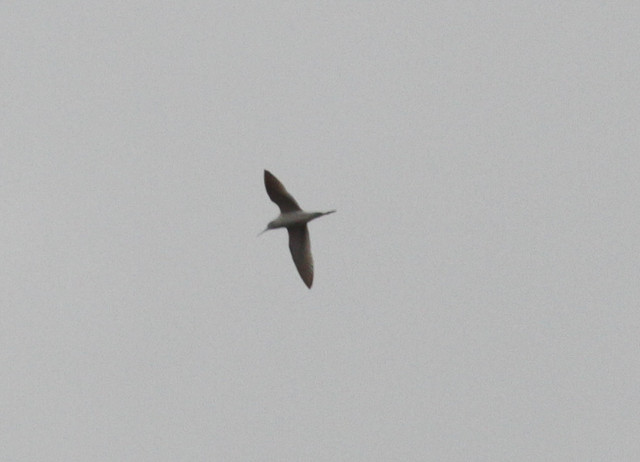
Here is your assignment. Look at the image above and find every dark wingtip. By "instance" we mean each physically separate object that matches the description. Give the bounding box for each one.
[264,170,276,184]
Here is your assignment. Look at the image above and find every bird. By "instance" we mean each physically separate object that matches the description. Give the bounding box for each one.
[259,170,335,288]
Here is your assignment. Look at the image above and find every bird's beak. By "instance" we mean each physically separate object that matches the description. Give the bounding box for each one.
[257,228,268,237]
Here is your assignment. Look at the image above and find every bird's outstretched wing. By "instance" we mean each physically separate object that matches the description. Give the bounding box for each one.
[288,225,313,288]
[264,170,302,213]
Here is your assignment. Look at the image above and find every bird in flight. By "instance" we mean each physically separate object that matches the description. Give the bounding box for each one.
[259,170,335,288]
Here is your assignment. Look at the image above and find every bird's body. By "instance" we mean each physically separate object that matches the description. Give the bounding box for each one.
[260,170,335,288]
[266,211,331,229]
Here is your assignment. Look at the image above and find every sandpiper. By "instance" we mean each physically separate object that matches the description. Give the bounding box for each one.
[259,170,335,288]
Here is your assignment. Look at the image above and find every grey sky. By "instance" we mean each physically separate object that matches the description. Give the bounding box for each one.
[2,2,639,460]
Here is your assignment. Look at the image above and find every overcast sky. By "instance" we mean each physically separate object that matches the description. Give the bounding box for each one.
[2,2,639,461]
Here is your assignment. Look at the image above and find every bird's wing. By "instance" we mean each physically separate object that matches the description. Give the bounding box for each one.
[264,170,302,213]
[288,225,313,288]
